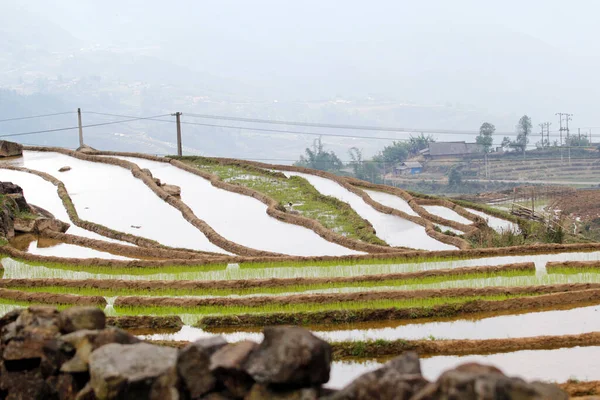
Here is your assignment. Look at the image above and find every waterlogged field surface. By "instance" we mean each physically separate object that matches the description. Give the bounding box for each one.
[363,189,419,216]
[421,346,600,382]
[15,239,130,260]
[3,251,600,281]
[329,347,600,388]
[305,305,600,342]
[422,205,473,225]
[9,151,228,254]
[139,305,600,343]
[115,157,359,257]
[465,208,519,233]
[280,171,455,251]
[0,168,130,245]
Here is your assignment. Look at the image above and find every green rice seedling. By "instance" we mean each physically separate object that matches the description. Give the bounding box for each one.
[113,293,540,323]
[8,269,538,298]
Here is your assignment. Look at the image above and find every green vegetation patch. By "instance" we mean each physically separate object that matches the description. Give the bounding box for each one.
[114,293,537,321]
[9,269,537,298]
[176,157,387,245]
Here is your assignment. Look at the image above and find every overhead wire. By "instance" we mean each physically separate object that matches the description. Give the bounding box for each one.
[0,111,75,123]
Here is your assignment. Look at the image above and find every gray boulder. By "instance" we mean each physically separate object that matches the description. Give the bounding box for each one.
[323,352,427,400]
[244,326,331,387]
[89,342,179,400]
[411,362,568,400]
[60,307,106,334]
[0,140,23,157]
[177,336,227,399]
[210,340,257,398]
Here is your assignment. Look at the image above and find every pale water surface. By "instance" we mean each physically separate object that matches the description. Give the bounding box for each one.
[281,171,455,251]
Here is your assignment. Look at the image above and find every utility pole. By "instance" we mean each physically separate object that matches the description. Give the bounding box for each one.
[556,113,572,162]
[539,123,545,148]
[565,114,572,165]
[545,122,552,147]
[77,108,84,147]
[578,128,581,146]
[172,112,182,156]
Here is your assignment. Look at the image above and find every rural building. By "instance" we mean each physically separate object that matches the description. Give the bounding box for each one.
[394,161,423,175]
[422,141,484,159]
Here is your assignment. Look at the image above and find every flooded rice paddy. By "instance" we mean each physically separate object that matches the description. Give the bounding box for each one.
[0,168,130,246]
[465,208,519,233]
[3,250,600,281]
[9,235,129,260]
[363,189,419,216]
[422,205,473,225]
[114,157,359,257]
[7,151,229,253]
[280,171,455,251]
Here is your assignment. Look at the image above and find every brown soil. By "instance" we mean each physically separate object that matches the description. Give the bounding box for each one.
[106,315,183,331]
[0,262,534,292]
[0,288,106,306]
[198,287,600,327]
[547,261,600,271]
[551,189,600,222]
[559,380,600,397]
[114,283,600,309]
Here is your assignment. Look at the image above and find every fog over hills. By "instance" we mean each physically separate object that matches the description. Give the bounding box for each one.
[1,0,599,159]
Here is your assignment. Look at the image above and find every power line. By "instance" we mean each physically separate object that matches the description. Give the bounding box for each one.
[0,114,172,139]
[0,111,75,123]
[185,112,539,137]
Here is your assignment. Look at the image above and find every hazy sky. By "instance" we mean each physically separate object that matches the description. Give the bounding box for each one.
[4,1,600,134]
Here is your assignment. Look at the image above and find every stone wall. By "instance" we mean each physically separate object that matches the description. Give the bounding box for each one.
[0,306,568,399]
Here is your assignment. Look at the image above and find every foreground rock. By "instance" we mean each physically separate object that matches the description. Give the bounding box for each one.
[0,140,23,157]
[0,306,570,399]
[0,181,71,240]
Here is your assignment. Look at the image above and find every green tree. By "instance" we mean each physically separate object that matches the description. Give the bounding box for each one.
[380,141,409,164]
[566,135,590,147]
[295,137,343,172]
[447,166,463,186]
[512,115,532,154]
[407,133,435,155]
[476,122,495,153]
[501,136,512,151]
[348,147,381,183]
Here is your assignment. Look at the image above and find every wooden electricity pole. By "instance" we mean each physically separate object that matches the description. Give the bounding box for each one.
[77,108,84,147]
[172,112,182,156]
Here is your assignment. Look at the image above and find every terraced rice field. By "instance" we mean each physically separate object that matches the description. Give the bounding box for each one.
[2,147,600,387]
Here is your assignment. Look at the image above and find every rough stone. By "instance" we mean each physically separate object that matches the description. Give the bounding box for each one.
[3,325,60,371]
[245,384,320,400]
[162,184,181,197]
[0,364,54,399]
[323,352,427,400]
[177,336,228,398]
[411,362,568,400]
[210,340,257,398]
[15,305,61,330]
[60,307,106,334]
[59,166,72,172]
[90,326,140,350]
[0,181,24,195]
[7,193,31,213]
[89,342,179,400]
[0,140,23,157]
[60,330,99,373]
[244,326,331,387]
